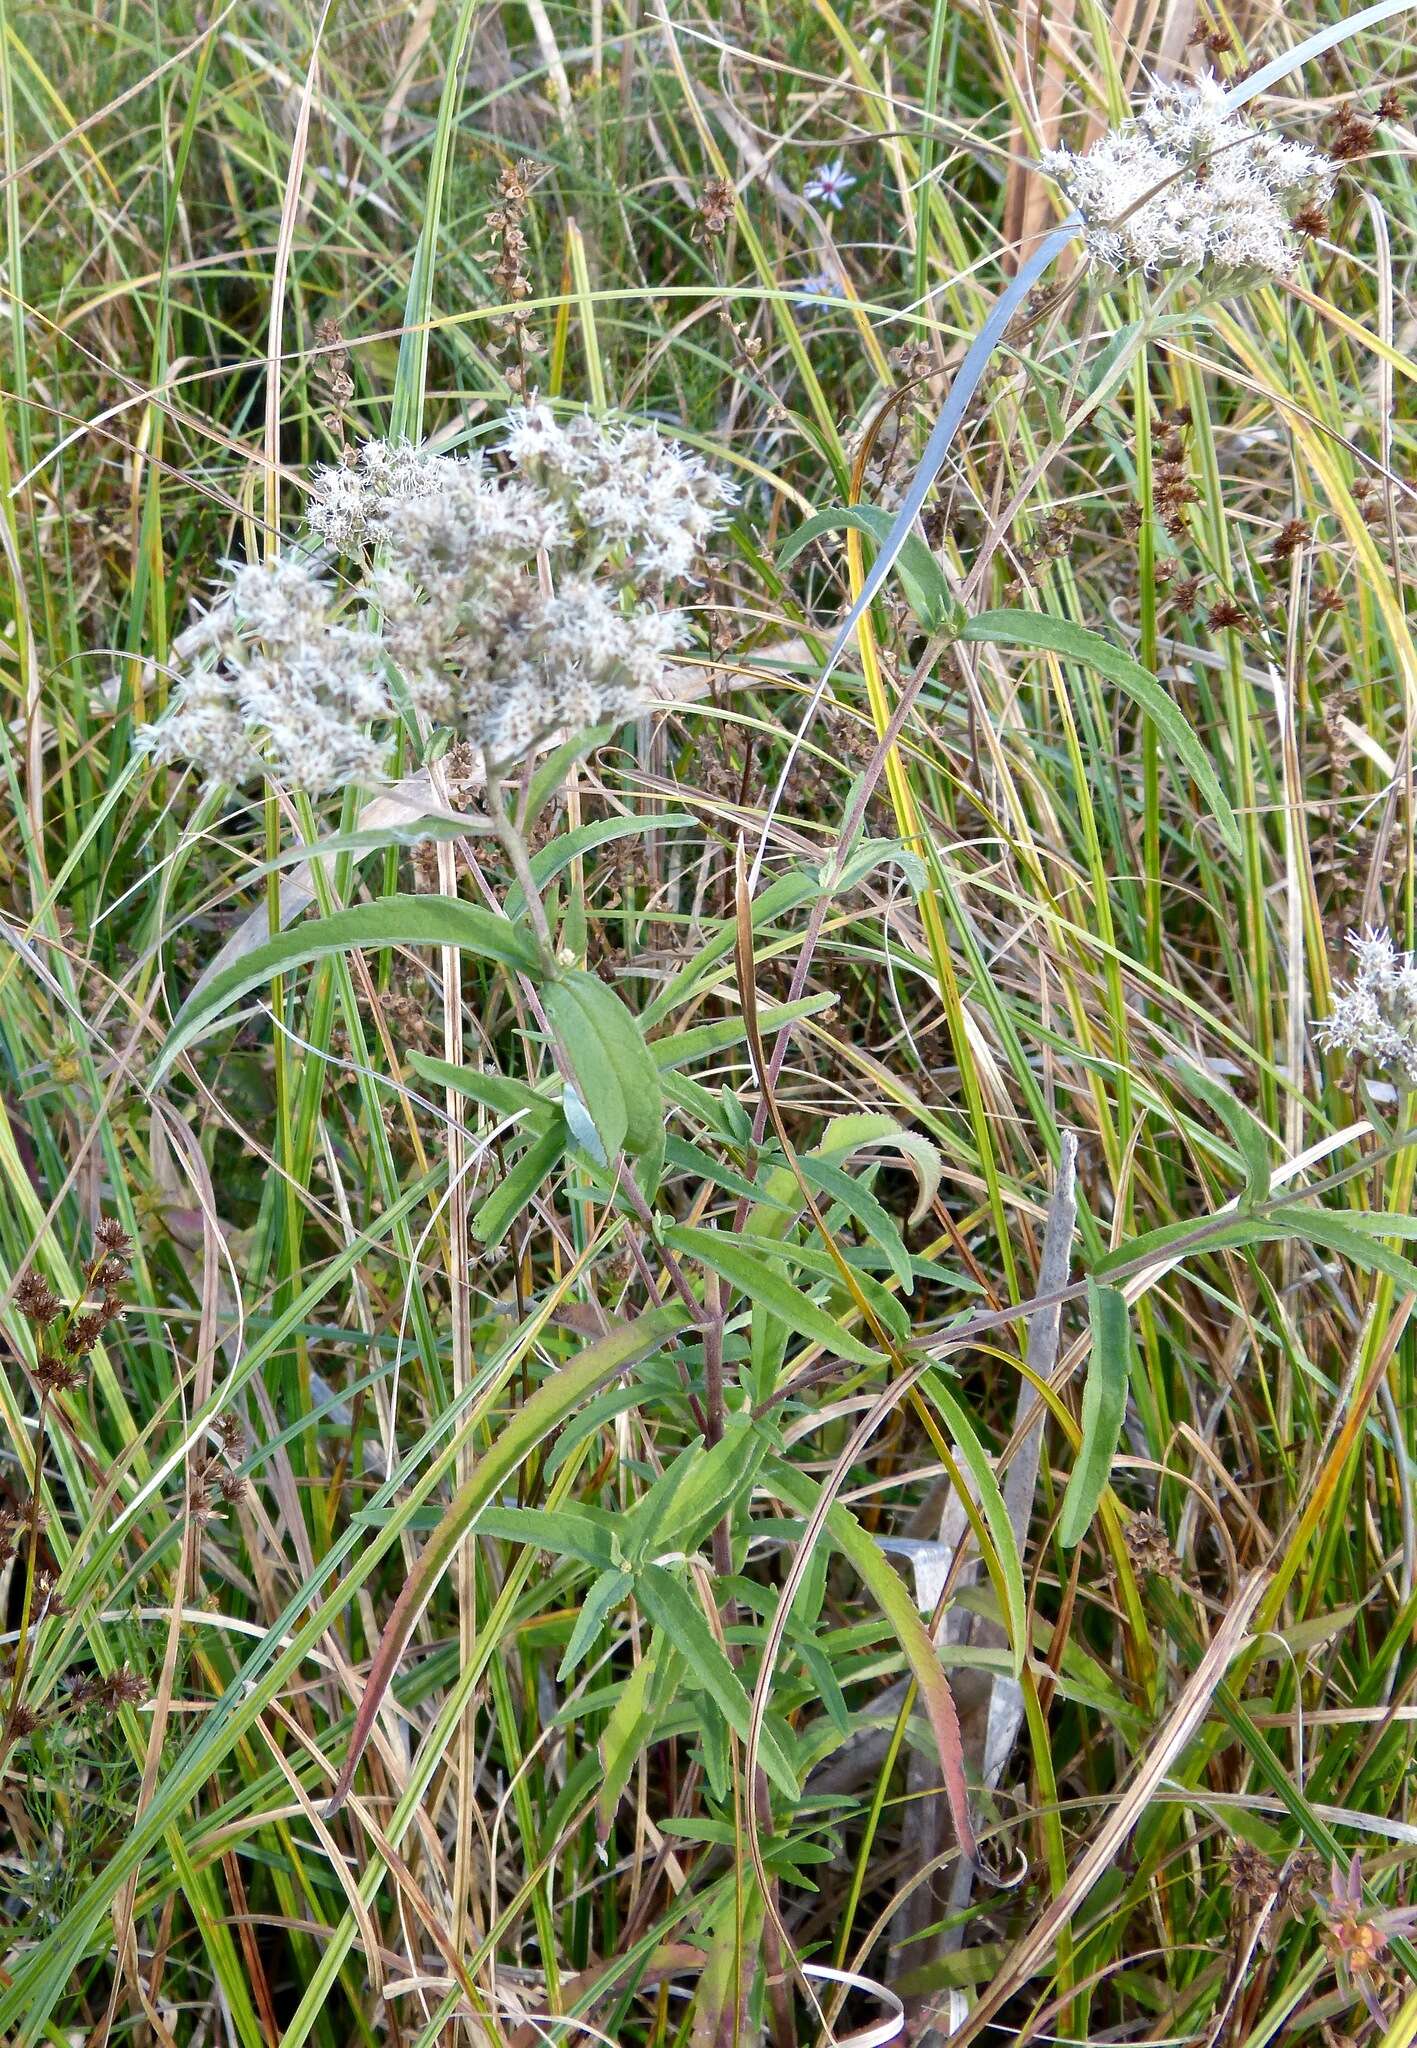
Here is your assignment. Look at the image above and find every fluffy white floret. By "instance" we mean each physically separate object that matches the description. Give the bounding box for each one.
[1040,77,1333,280]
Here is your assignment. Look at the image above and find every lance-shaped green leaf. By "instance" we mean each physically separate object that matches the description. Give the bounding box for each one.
[326,1301,693,1811]
[651,992,838,1072]
[780,504,962,634]
[155,895,544,1081]
[559,1568,633,1678]
[1174,1059,1273,1206]
[475,1502,620,1570]
[408,1052,556,1126]
[543,977,627,1164]
[626,1408,768,1566]
[960,609,1241,856]
[597,1634,668,1837]
[768,1459,976,1864]
[797,1153,913,1293]
[544,970,662,1163]
[1058,1281,1134,1549]
[635,1564,799,1797]
[471,1123,567,1245]
[555,969,663,1157]
[662,1224,880,1366]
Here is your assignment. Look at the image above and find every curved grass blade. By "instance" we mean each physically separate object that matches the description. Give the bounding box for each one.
[326,1301,694,1811]
[961,607,1241,855]
[154,895,544,1082]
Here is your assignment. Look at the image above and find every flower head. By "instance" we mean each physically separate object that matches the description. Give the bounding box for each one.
[803,156,856,210]
[136,558,391,791]
[1315,927,1417,1088]
[306,439,455,552]
[1040,77,1334,281]
[137,408,734,789]
[1315,1854,1417,2023]
[791,268,848,310]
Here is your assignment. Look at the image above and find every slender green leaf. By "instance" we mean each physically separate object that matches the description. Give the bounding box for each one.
[471,1123,566,1244]
[543,978,628,1165]
[554,969,663,1157]
[156,895,544,1081]
[559,1569,633,1678]
[1058,1281,1134,1549]
[661,1224,880,1365]
[961,608,1241,855]
[781,505,961,634]
[636,1564,798,1796]
[1175,1059,1272,1205]
[475,1502,619,1570]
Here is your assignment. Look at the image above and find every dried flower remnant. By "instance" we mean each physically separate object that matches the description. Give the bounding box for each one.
[803,156,856,210]
[892,339,934,381]
[1229,1840,1280,1913]
[1189,16,1233,61]
[693,176,735,241]
[1167,572,1207,613]
[1327,104,1378,165]
[312,315,354,438]
[14,1272,62,1329]
[66,1664,146,1715]
[1123,1509,1180,1578]
[14,1221,131,1406]
[486,157,546,394]
[1279,1848,1328,1915]
[1270,517,1311,562]
[1206,595,1250,632]
[1315,927,1417,1088]
[1040,78,1334,281]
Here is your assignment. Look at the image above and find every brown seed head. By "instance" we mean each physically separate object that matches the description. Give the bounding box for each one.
[1229,1839,1279,1911]
[1207,596,1251,632]
[694,176,736,241]
[1270,518,1312,562]
[14,1272,62,1328]
[1123,1509,1180,1577]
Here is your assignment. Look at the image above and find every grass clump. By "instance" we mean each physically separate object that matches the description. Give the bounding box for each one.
[2,3,1417,2044]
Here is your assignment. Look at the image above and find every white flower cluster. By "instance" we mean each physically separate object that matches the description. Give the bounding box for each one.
[313,404,734,766]
[135,558,390,788]
[1040,77,1333,280]
[137,407,735,792]
[1315,927,1417,1088]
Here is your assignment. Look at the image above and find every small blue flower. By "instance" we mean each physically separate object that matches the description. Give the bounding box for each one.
[803,157,856,209]
[791,269,847,309]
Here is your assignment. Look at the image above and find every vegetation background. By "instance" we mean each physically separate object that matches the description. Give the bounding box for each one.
[2,0,1417,2042]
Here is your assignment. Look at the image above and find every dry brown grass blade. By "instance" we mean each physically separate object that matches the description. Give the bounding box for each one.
[1001,0,1076,268]
[942,1571,1270,2047]
[0,514,45,885]
[262,3,330,542]
[380,0,440,148]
